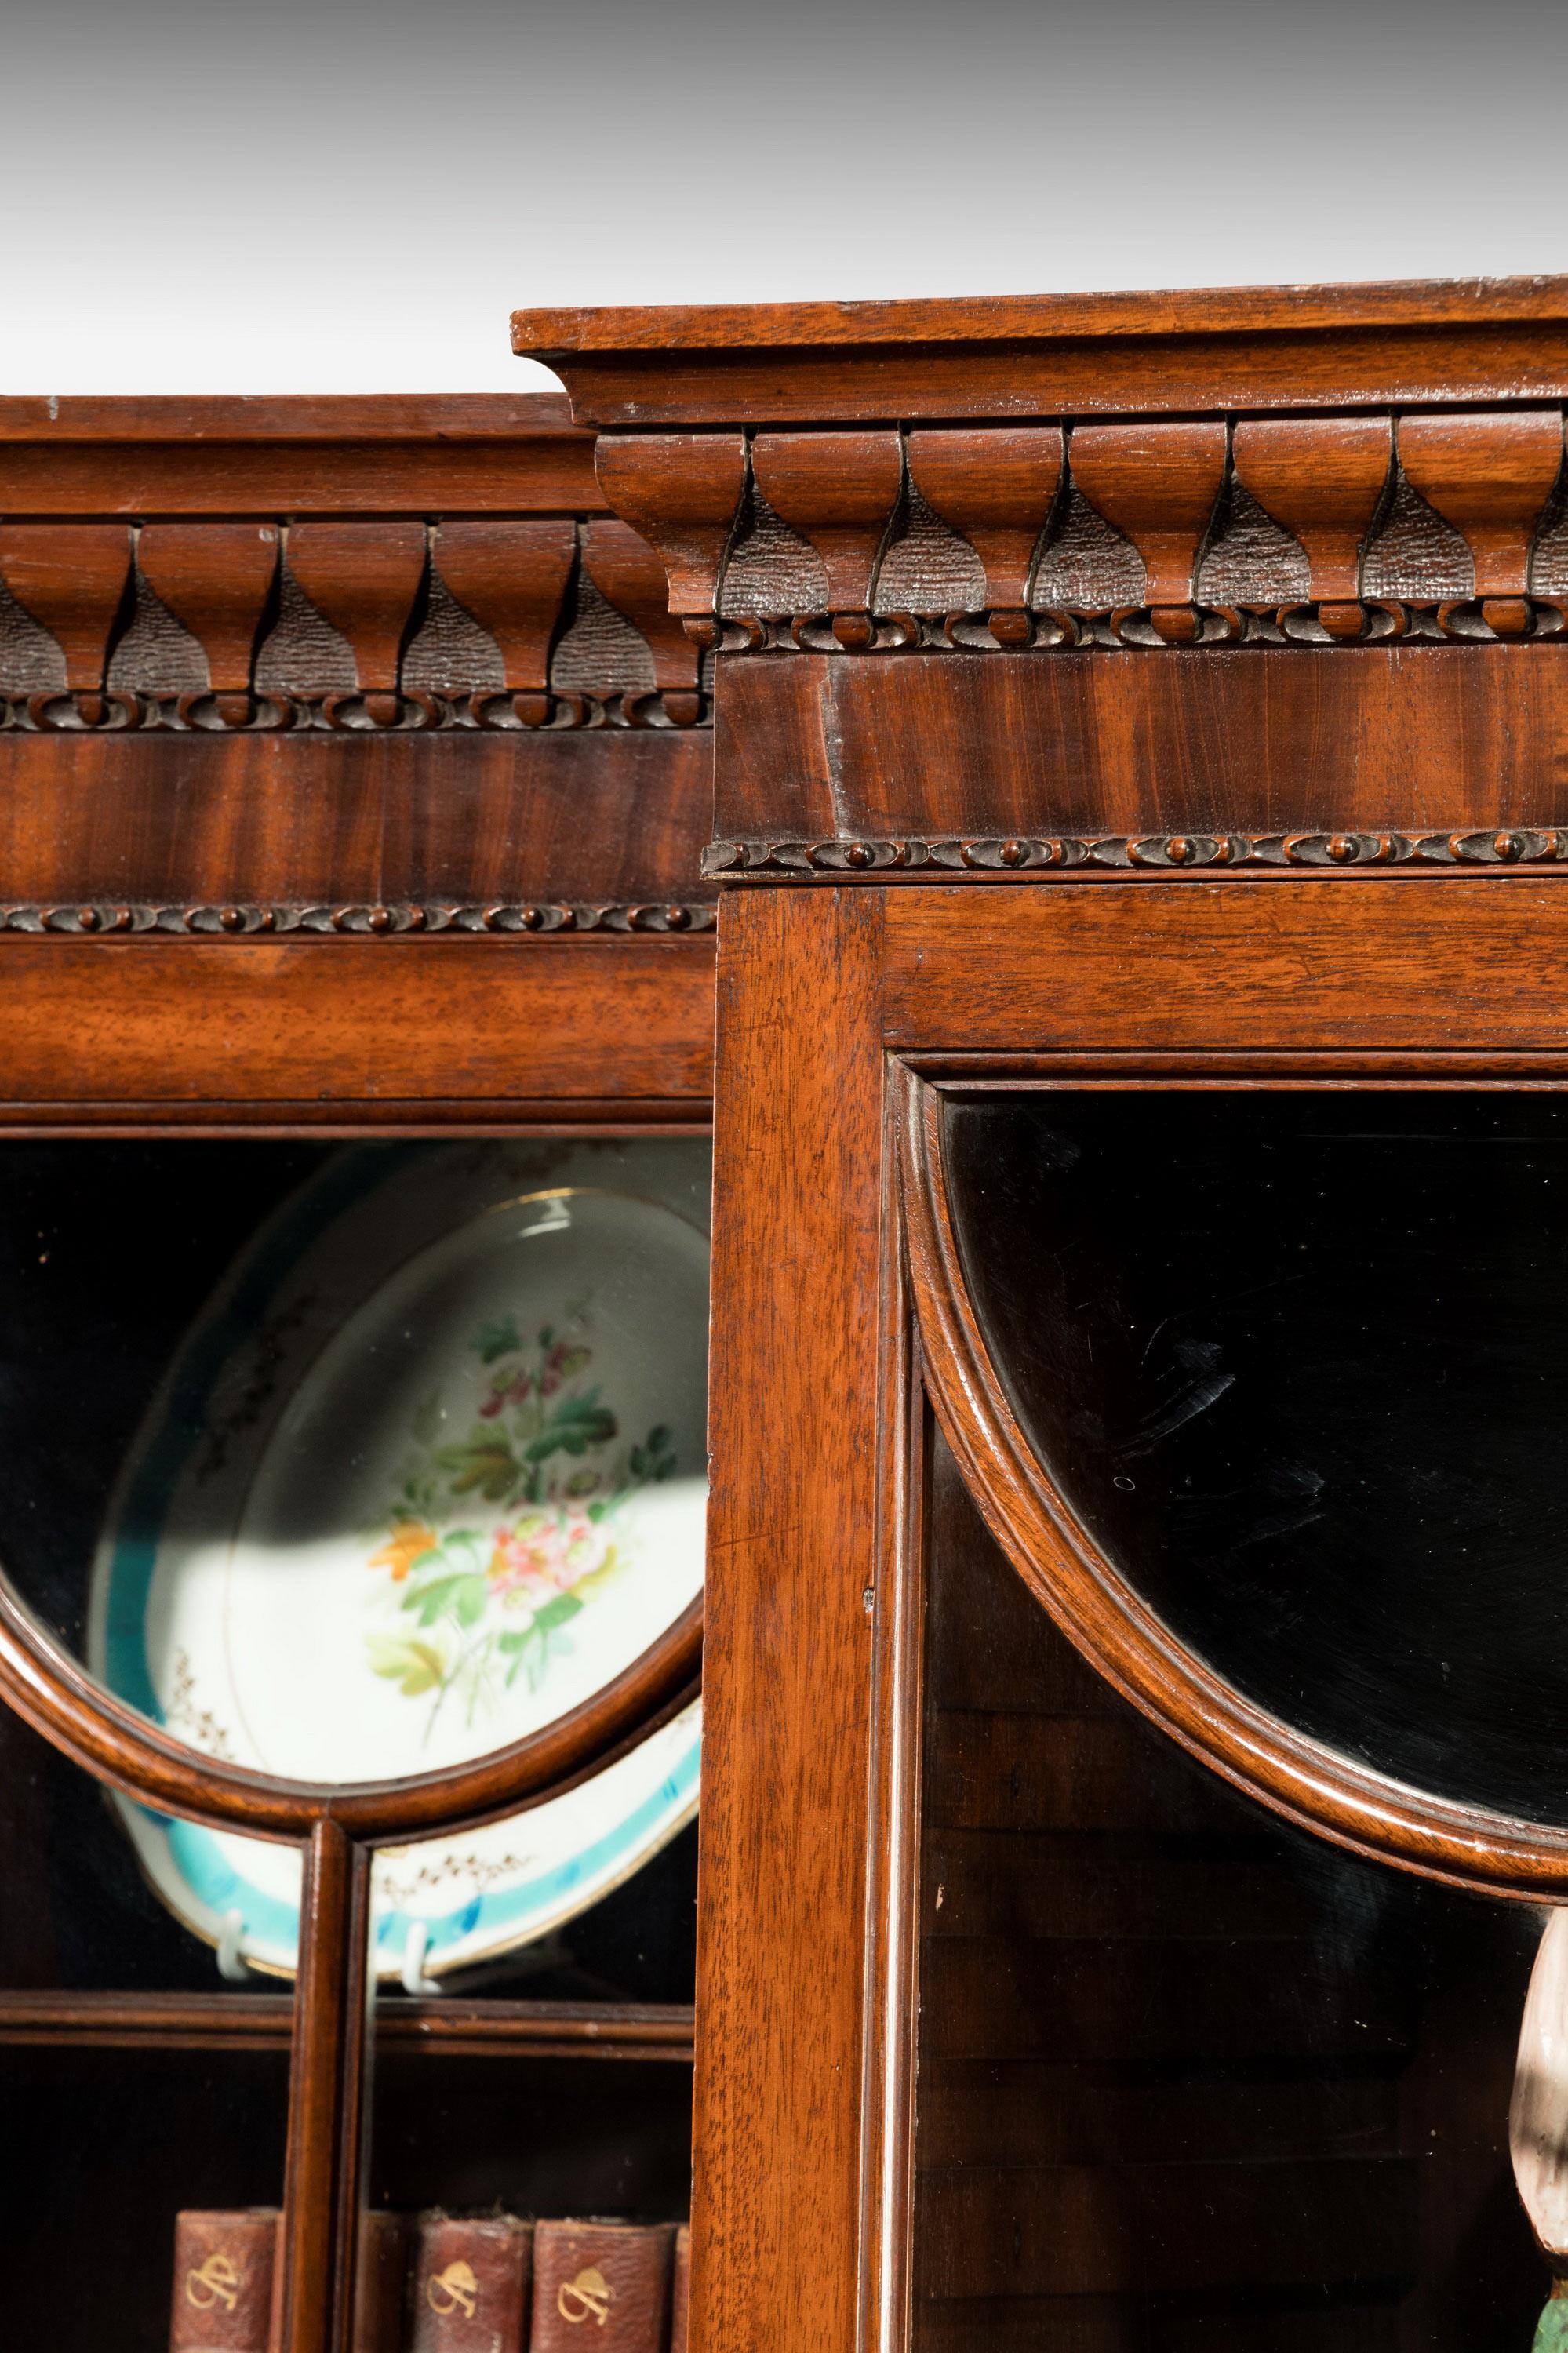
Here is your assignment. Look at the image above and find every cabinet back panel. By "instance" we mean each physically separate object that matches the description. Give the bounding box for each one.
[913,1435,1541,2349]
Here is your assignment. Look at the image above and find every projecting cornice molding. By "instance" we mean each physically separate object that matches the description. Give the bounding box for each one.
[0,398,710,731]
[514,276,1568,424]
[0,398,720,929]
[509,282,1568,878]
[512,282,1568,654]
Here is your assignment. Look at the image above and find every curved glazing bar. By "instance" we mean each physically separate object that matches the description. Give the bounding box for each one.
[0,1136,709,1841]
[902,1073,1568,1897]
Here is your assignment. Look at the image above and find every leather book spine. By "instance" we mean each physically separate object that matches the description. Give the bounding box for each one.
[354,2209,413,2352]
[260,2208,410,2351]
[530,2221,677,2353]
[169,2210,280,2353]
[669,2227,689,2353]
[409,2213,534,2353]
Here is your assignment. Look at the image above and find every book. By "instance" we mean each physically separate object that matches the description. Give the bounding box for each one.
[531,2221,676,2353]
[260,2209,406,2352]
[355,2209,413,2351]
[170,2206,685,2353]
[669,2227,690,2353]
[169,2210,280,2353]
[409,2213,534,2353]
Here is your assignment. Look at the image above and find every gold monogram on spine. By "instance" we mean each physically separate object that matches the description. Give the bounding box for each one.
[558,2267,615,2326]
[427,2260,479,2318]
[186,2252,242,2311]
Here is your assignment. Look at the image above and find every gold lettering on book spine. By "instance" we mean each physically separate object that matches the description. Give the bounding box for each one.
[427,2260,479,2318]
[558,2268,615,2326]
[186,2253,242,2311]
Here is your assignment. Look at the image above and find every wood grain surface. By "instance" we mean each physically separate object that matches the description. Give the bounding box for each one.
[880,877,1568,1054]
[513,278,1568,427]
[277,1821,368,2353]
[693,876,1568,2349]
[0,934,715,1107]
[695,889,886,2353]
[0,394,599,515]
[712,645,1568,855]
[0,726,715,922]
[516,277,1568,351]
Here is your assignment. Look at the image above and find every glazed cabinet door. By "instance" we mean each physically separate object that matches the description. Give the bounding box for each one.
[0,933,713,2353]
[697,879,1568,2353]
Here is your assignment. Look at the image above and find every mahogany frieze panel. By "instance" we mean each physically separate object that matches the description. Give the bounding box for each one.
[0,726,717,938]
[708,640,1568,873]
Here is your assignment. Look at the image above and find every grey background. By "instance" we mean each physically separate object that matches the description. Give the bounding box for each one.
[5,0,1564,393]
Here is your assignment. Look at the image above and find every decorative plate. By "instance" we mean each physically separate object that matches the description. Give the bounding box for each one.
[89,1139,710,1981]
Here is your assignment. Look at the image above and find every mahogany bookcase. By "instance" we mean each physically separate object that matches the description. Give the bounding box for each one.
[0,395,715,2348]
[13,282,1568,2352]
[512,279,1568,2353]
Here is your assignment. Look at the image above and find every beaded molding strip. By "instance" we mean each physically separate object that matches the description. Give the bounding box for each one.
[2,900,715,936]
[705,830,1568,878]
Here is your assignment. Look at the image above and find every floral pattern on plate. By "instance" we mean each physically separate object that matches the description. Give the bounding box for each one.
[365,1307,682,1736]
[89,1139,711,1980]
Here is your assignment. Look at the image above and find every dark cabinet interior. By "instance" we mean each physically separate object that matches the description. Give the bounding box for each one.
[0,1133,701,2351]
[915,1435,1544,2351]
[944,1089,1568,1824]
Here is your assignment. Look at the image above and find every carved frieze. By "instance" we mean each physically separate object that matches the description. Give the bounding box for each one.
[0,517,708,732]
[591,409,1568,652]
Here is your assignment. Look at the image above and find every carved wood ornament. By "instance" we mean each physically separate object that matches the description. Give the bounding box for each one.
[0,397,719,930]
[5,275,1568,2353]
[513,282,1568,881]
[0,402,708,733]
[0,515,707,733]
[589,410,1568,653]
[500,282,1568,2353]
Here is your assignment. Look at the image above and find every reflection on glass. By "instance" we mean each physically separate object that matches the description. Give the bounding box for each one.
[100,1167,708,1786]
[0,1780,294,2342]
[0,1139,708,1808]
[914,1435,1545,2348]
[944,1089,1568,1824]
[0,1134,708,1988]
[358,1811,694,2338]
[366,1693,700,1991]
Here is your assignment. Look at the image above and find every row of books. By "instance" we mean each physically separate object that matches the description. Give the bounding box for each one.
[173,2209,689,2353]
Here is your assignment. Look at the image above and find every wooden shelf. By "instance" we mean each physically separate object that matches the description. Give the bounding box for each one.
[0,1992,695,2060]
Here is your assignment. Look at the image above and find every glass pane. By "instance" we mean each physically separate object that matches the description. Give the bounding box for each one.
[0,1136,709,1789]
[354,1806,695,2349]
[0,1704,297,1995]
[914,1433,1544,2351]
[366,1693,700,1995]
[944,1089,1568,1824]
[0,1773,295,2347]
